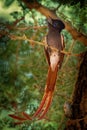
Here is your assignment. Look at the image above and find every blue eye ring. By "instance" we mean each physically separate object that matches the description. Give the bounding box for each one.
[53,22,58,27]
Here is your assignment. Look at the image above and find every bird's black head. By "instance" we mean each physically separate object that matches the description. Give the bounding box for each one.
[47,17,65,32]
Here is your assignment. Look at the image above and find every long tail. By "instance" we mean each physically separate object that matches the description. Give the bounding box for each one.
[33,65,58,119]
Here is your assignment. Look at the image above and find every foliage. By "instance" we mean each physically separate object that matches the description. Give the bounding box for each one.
[58,4,87,35]
[51,0,87,7]
[0,0,87,130]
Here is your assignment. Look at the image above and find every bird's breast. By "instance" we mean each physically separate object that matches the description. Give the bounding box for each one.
[47,32,62,50]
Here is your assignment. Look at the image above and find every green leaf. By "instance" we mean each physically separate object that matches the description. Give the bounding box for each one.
[4,0,15,7]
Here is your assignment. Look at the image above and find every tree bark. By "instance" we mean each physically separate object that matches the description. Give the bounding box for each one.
[22,0,87,46]
[64,51,87,130]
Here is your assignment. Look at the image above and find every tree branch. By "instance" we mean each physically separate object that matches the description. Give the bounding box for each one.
[22,0,87,46]
[8,34,80,57]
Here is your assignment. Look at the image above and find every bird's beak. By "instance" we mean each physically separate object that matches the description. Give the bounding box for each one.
[47,17,52,24]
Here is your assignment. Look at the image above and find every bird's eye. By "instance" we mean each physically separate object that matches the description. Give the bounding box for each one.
[53,22,58,27]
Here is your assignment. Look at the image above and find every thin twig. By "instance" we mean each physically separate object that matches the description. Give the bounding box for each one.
[9,34,79,57]
[16,25,47,31]
[63,40,76,67]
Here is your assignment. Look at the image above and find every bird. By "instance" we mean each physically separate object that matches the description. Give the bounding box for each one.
[9,17,65,123]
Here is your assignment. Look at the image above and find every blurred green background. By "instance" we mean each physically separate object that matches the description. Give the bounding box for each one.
[0,0,87,130]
